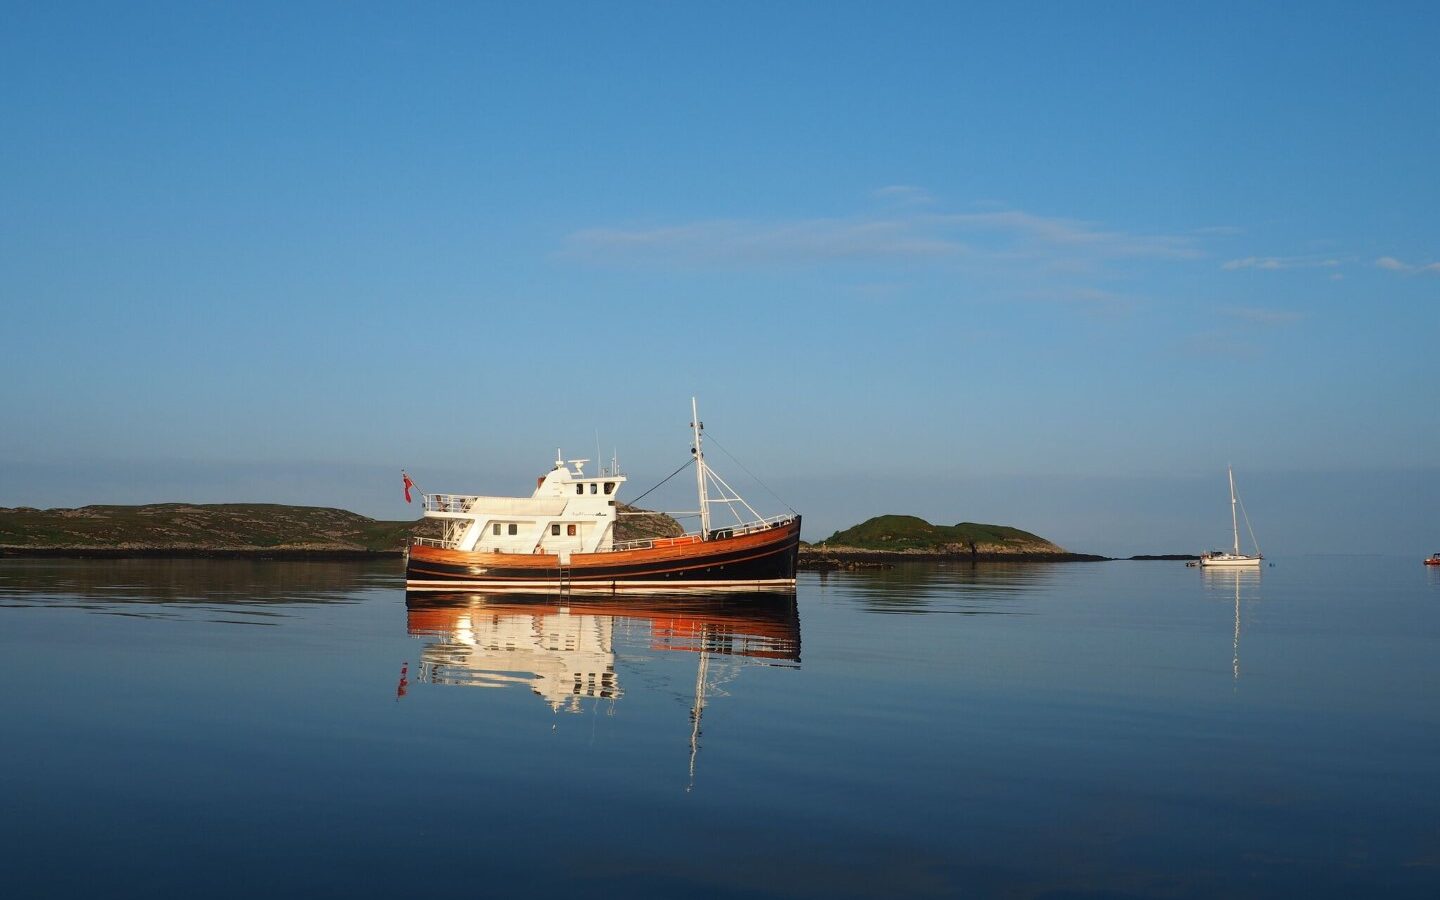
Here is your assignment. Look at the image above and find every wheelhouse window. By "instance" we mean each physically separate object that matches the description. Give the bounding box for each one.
[492,523,501,535]
[567,524,577,536]
[551,524,561,536]
[508,524,518,535]
[590,483,598,494]
[575,484,584,495]
[604,482,615,495]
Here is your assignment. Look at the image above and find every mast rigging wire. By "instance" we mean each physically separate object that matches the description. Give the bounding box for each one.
[701,432,796,514]
[626,457,695,508]
[1237,493,1261,556]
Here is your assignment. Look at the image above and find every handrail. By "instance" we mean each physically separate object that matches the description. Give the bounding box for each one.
[422,493,568,516]
[610,514,795,552]
[423,494,479,513]
[414,513,795,554]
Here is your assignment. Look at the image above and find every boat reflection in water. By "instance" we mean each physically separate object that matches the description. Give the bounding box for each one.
[405,590,800,786]
[1200,567,1262,683]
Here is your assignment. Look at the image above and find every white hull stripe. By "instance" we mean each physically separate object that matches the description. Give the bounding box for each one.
[405,578,796,593]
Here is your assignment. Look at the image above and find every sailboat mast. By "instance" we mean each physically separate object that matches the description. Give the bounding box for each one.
[692,397,711,538]
[1228,465,1240,557]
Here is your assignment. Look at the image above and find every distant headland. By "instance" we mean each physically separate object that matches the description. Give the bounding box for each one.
[0,503,420,558]
[0,502,683,559]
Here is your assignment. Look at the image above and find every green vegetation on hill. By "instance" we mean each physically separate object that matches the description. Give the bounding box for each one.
[0,502,685,555]
[614,504,685,541]
[819,514,1064,553]
[0,503,425,551]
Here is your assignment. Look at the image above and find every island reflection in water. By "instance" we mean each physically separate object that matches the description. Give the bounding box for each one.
[0,557,395,615]
[814,559,1064,615]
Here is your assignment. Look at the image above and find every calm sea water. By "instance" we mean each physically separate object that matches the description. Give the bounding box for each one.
[1,557,1437,898]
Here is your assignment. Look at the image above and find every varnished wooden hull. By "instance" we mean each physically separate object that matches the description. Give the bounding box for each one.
[405,516,801,592]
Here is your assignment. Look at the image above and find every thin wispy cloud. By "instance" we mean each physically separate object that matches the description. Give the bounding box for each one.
[1193,225,1245,236]
[872,185,935,207]
[929,210,1200,260]
[1222,256,1340,271]
[1221,306,1305,325]
[566,218,965,265]
[1018,287,1138,315]
[564,198,1201,269]
[1375,255,1440,274]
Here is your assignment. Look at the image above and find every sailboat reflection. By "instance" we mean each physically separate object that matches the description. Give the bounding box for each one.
[405,590,801,786]
[1200,567,1261,682]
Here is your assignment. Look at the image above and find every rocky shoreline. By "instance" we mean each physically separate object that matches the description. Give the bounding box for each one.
[0,545,401,560]
[3,545,1153,565]
[4,546,1158,564]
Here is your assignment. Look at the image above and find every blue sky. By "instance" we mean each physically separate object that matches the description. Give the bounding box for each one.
[2,2,1436,555]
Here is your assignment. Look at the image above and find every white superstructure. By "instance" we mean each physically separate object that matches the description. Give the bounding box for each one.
[419,453,627,556]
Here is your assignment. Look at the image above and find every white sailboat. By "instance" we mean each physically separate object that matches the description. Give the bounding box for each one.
[1198,466,1263,567]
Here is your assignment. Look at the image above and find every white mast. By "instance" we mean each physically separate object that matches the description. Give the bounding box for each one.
[686,634,710,792]
[1228,465,1241,557]
[692,397,711,537]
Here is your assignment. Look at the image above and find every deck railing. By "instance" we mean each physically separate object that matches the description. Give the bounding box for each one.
[423,494,480,513]
[609,514,795,552]
[422,493,568,516]
[410,537,547,553]
[413,513,796,554]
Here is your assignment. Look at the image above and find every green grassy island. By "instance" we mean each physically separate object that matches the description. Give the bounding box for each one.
[803,514,1107,565]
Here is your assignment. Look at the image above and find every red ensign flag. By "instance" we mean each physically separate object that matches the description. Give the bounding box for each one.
[402,471,415,503]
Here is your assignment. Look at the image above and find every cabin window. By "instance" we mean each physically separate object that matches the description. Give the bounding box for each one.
[575,484,584,495]
[590,483,598,494]
[604,482,615,494]
[551,524,560,536]
[567,524,577,536]
[492,523,501,535]
[508,524,518,535]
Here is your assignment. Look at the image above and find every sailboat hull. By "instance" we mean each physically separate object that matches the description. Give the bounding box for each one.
[406,516,802,592]
[1198,554,1262,567]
